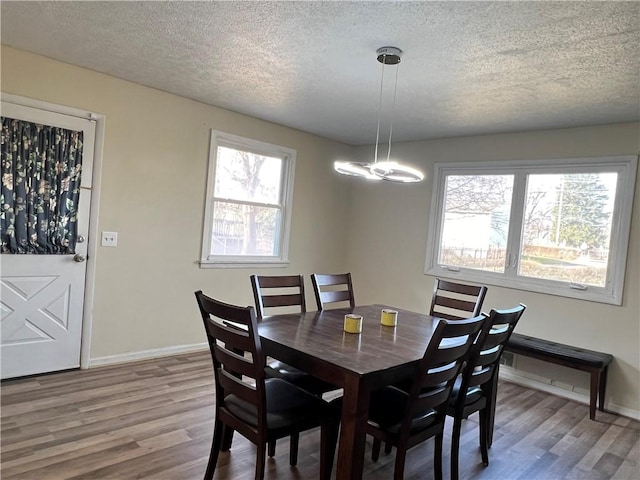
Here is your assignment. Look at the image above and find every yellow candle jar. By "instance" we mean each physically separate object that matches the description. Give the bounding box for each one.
[344,314,363,334]
[380,309,398,327]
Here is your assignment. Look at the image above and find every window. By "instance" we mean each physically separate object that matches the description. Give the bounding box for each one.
[425,156,637,304]
[200,131,296,267]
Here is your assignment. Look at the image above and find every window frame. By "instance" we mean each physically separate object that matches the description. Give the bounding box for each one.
[424,155,637,305]
[200,130,296,268]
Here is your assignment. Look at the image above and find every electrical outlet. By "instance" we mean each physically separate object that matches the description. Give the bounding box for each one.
[101,231,118,247]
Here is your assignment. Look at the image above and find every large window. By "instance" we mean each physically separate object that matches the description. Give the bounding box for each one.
[200,131,296,267]
[425,156,637,304]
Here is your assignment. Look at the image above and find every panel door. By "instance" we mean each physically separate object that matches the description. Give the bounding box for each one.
[1,101,95,379]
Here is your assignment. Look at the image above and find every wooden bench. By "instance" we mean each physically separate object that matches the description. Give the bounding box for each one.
[505,333,613,420]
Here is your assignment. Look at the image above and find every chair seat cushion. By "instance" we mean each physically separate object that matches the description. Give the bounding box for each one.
[225,378,331,432]
[337,386,438,436]
[266,360,337,396]
[449,376,484,407]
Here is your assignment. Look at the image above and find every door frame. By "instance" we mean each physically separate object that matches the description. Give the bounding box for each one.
[2,93,105,370]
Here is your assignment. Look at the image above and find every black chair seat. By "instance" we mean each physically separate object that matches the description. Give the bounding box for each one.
[266,361,336,396]
[367,386,439,435]
[449,376,484,406]
[226,378,333,433]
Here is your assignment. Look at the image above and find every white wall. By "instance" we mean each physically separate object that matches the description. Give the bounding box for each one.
[347,125,640,415]
[1,46,351,359]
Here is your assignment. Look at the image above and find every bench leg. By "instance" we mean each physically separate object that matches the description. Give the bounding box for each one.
[598,366,609,413]
[589,369,599,420]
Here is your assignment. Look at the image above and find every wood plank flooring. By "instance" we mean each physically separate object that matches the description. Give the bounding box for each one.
[1,351,638,479]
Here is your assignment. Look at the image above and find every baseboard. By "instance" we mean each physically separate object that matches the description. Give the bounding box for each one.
[499,368,640,421]
[89,342,209,367]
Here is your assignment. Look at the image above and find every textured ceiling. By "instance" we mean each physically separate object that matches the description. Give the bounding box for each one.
[1,1,639,145]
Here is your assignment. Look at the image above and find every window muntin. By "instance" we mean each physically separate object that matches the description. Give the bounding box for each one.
[425,157,637,305]
[201,131,295,267]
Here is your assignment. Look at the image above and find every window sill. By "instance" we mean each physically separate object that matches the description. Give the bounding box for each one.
[199,259,290,269]
[425,266,622,305]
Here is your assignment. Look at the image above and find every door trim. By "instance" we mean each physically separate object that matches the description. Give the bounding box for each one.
[2,93,105,370]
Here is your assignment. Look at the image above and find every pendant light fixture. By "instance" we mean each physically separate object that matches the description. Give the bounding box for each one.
[334,46,424,183]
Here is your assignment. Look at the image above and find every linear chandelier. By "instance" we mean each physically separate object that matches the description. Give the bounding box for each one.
[334,46,424,183]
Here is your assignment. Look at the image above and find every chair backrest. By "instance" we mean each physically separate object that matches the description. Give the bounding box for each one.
[403,314,488,432]
[195,290,267,430]
[460,304,526,396]
[310,273,355,311]
[250,274,306,318]
[429,278,488,320]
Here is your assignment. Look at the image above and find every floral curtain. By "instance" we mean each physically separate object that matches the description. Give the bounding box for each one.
[1,117,84,254]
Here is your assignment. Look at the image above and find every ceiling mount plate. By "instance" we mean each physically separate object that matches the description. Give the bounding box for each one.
[376,46,402,65]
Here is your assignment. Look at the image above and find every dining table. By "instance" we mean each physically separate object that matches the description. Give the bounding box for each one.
[258,304,441,480]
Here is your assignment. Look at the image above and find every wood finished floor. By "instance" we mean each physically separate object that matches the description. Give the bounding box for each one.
[1,351,638,480]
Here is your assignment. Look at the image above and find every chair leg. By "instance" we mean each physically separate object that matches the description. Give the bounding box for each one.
[320,417,339,480]
[450,416,462,480]
[487,373,498,447]
[479,408,489,466]
[372,438,382,461]
[385,441,393,454]
[434,432,444,480]
[268,440,276,457]
[289,432,300,466]
[204,419,224,480]
[256,442,266,480]
[221,425,234,452]
[394,444,408,480]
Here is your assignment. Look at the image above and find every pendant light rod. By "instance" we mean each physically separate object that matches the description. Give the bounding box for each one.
[386,60,400,163]
[374,47,402,165]
[373,51,386,166]
[333,45,424,183]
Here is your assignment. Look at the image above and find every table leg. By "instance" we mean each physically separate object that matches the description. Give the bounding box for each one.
[336,375,370,480]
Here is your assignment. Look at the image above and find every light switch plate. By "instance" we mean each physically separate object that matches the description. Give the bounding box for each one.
[101,231,118,247]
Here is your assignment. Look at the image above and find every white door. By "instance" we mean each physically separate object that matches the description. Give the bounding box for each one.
[1,101,95,379]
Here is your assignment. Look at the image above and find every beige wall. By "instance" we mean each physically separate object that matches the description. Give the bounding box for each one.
[1,46,351,358]
[2,46,639,414]
[348,124,640,414]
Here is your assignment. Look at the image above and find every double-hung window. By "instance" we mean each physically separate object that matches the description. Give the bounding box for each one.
[425,156,637,304]
[200,130,296,267]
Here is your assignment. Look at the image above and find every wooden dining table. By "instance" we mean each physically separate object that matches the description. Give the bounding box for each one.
[258,304,440,480]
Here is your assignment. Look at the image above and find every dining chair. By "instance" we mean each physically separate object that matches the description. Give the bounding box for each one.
[364,314,488,480]
[250,274,337,397]
[251,274,307,316]
[447,303,526,480]
[310,272,356,311]
[430,278,488,320]
[194,290,339,480]
[387,278,488,399]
